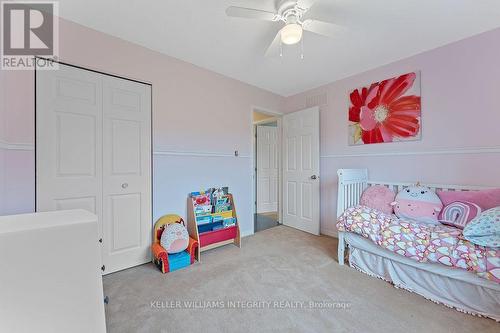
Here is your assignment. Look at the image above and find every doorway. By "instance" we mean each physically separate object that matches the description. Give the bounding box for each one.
[253,110,281,232]
[252,107,320,235]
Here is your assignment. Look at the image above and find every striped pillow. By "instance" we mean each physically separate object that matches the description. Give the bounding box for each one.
[439,201,482,229]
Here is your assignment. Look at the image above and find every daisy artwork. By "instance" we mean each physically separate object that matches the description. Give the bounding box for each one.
[348,72,421,145]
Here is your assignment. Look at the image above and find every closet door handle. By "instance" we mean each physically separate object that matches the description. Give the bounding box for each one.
[121,183,128,189]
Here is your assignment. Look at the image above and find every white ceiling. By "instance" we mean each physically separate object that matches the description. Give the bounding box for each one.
[56,0,500,96]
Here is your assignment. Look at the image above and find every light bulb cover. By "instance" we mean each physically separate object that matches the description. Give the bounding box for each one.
[280,23,303,45]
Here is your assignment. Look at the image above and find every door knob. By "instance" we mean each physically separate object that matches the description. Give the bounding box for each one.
[121,183,128,189]
[310,175,318,180]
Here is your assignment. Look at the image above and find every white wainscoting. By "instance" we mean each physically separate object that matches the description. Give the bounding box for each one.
[153,152,255,237]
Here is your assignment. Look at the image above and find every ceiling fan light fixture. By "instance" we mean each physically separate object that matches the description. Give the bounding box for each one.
[280,23,303,45]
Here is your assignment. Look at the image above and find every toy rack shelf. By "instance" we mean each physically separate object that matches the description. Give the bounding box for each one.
[187,193,241,262]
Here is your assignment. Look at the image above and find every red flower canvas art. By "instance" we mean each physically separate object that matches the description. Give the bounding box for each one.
[348,72,421,145]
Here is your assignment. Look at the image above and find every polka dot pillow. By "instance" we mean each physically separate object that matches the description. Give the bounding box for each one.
[360,185,395,215]
[463,207,500,248]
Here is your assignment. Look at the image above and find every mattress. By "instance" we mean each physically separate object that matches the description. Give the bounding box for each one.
[337,205,500,283]
[345,232,500,321]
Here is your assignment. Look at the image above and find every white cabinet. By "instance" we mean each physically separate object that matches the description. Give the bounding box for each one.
[36,63,152,273]
[0,210,106,333]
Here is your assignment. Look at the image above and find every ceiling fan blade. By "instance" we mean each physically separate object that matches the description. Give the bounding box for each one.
[226,6,278,21]
[302,19,343,38]
[296,0,317,11]
[302,5,337,25]
[264,29,283,57]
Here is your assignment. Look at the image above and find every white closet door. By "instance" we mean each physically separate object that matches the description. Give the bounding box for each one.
[257,125,278,213]
[282,107,320,235]
[101,76,151,274]
[36,64,104,238]
[37,63,152,274]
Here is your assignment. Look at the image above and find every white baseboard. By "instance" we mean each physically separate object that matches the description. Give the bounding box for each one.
[240,229,254,238]
[320,226,338,238]
[242,225,336,238]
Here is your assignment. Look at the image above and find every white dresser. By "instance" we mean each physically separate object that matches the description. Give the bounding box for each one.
[0,209,106,333]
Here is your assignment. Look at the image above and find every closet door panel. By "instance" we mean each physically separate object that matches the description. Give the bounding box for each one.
[109,193,141,251]
[56,112,97,176]
[36,64,103,241]
[102,76,151,274]
[54,196,96,213]
[111,119,141,175]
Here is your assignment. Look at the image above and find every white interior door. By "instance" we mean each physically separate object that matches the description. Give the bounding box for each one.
[36,64,104,236]
[256,125,278,213]
[36,63,151,274]
[282,107,320,235]
[101,75,151,274]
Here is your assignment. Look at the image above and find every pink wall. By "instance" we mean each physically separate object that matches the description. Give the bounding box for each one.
[2,17,500,237]
[0,18,285,236]
[0,70,35,215]
[284,28,500,236]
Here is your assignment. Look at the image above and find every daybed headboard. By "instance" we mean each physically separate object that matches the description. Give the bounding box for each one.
[336,168,492,218]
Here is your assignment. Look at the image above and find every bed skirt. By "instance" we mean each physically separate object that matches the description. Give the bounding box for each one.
[345,233,500,321]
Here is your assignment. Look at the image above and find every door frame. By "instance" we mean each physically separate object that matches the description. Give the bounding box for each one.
[35,58,153,273]
[251,107,283,233]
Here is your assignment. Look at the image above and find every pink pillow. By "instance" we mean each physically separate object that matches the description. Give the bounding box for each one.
[439,200,482,229]
[360,185,395,214]
[437,188,500,211]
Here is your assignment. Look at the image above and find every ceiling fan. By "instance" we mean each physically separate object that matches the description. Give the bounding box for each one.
[226,0,339,57]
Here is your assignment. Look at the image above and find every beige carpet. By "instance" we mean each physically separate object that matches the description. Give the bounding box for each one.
[103,226,499,333]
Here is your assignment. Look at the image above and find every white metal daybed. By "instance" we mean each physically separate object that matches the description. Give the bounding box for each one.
[336,169,500,321]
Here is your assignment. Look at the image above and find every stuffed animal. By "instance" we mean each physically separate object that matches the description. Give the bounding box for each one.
[160,220,189,254]
[391,185,443,225]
